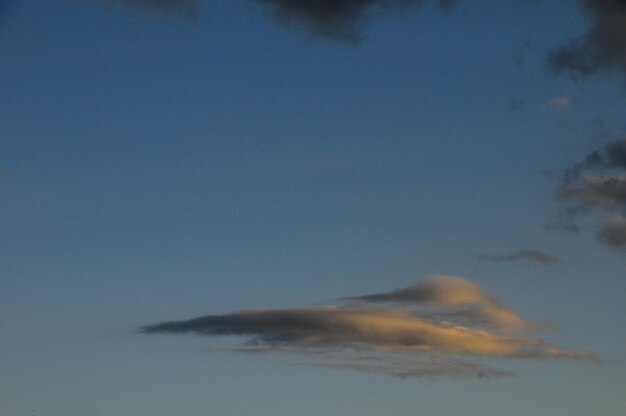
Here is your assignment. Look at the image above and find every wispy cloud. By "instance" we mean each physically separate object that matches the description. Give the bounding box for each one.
[477,249,561,265]
[548,0,626,77]
[556,136,626,248]
[209,346,514,379]
[293,354,515,379]
[596,216,626,247]
[141,275,595,379]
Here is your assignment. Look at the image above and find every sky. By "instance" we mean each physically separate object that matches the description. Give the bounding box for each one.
[1,0,626,415]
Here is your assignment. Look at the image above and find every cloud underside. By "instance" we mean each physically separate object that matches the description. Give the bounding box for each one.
[557,137,626,248]
[477,249,561,265]
[253,0,456,42]
[141,276,594,379]
[548,0,626,76]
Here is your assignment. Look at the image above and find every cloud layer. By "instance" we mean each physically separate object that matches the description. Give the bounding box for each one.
[141,276,594,379]
[548,0,626,77]
[557,137,626,248]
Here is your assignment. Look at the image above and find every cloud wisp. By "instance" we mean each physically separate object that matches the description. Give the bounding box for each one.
[477,249,561,265]
[548,0,626,77]
[208,346,514,379]
[141,276,594,379]
[557,136,626,248]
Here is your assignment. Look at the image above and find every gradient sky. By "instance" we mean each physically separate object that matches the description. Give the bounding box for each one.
[1,1,626,415]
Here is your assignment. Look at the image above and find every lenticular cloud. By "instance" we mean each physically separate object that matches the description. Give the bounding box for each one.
[141,275,595,379]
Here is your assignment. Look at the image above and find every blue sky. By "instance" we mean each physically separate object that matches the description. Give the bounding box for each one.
[1,1,625,415]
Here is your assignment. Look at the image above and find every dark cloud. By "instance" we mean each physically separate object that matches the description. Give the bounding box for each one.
[476,249,561,265]
[604,137,626,167]
[597,217,626,247]
[141,276,595,378]
[253,0,457,42]
[548,0,626,77]
[561,136,626,181]
[556,136,626,248]
[562,136,626,185]
[92,0,199,19]
[558,176,626,214]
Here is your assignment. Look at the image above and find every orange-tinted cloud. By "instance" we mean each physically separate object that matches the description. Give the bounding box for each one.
[141,276,595,378]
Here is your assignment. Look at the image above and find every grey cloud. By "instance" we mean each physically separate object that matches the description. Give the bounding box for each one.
[477,249,561,265]
[597,216,626,247]
[556,136,626,248]
[562,136,626,184]
[604,137,626,168]
[559,137,626,198]
[548,0,626,77]
[141,276,595,378]
[253,0,457,42]
[558,176,626,214]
